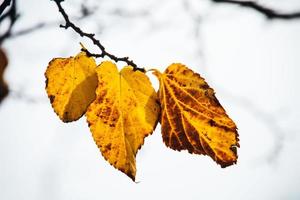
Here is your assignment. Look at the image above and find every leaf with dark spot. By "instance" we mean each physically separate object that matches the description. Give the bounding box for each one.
[86,61,160,181]
[152,63,239,167]
[45,52,98,122]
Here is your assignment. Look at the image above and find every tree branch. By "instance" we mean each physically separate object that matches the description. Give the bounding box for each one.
[52,0,143,72]
[211,0,300,20]
[0,0,11,15]
[0,0,19,45]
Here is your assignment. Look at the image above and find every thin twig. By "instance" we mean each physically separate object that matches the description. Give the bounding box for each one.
[211,0,300,20]
[52,0,143,72]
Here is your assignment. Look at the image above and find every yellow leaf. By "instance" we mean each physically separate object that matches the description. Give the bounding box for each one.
[152,63,239,167]
[86,61,160,181]
[45,52,98,122]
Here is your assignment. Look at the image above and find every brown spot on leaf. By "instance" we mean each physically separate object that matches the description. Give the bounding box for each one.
[45,78,48,88]
[49,95,55,103]
[105,143,112,150]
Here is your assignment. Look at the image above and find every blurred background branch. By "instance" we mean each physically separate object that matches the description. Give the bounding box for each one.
[0,0,96,45]
[210,0,300,20]
[0,0,19,45]
[0,0,12,16]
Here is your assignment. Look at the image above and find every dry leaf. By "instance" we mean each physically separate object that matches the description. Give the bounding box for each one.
[0,48,9,104]
[152,63,239,167]
[45,52,98,122]
[86,61,160,181]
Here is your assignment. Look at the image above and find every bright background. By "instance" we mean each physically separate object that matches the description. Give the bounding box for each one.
[1,0,300,199]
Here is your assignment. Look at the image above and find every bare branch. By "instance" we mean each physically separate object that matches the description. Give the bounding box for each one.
[211,0,300,20]
[0,0,11,15]
[0,0,19,45]
[52,0,143,72]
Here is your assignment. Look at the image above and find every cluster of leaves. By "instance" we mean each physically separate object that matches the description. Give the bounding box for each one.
[45,51,239,181]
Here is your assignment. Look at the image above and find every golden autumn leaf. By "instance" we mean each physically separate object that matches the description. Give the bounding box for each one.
[0,48,9,104]
[86,61,160,181]
[45,52,98,122]
[152,63,239,167]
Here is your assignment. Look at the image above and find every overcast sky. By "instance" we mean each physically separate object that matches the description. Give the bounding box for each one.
[1,0,300,199]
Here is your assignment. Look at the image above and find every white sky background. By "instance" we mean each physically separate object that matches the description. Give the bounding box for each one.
[1,0,300,199]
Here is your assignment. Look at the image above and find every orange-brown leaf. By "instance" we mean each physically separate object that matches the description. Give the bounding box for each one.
[0,48,9,104]
[153,63,239,167]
